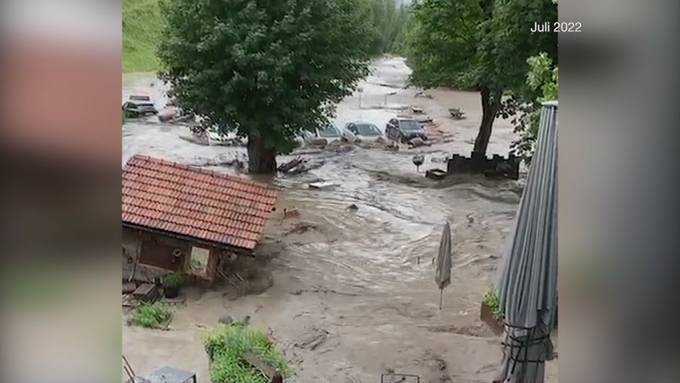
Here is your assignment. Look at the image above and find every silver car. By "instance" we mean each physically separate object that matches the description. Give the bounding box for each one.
[342,121,383,142]
[123,95,158,117]
[301,123,343,143]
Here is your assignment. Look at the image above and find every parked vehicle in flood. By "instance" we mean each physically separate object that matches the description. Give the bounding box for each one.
[301,123,344,144]
[122,94,158,117]
[342,121,384,142]
[385,117,427,143]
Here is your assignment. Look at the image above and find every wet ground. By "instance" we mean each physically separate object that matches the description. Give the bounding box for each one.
[122,56,556,382]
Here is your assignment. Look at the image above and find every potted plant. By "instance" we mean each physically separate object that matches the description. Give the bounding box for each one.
[480,288,504,334]
[163,272,184,299]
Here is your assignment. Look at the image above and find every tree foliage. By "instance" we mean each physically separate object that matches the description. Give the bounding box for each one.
[481,0,557,93]
[527,53,559,102]
[405,0,557,157]
[510,53,558,162]
[158,0,371,173]
[359,0,410,55]
[406,0,483,89]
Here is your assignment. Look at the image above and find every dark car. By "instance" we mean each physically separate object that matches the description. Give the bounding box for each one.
[385,117,427,143]
[123,95,158,117]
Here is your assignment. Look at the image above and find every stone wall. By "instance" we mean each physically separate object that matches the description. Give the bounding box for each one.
[447,151,520,180]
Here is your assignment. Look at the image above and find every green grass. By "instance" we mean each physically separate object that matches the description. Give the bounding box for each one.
[131,302,172,328]
[204,324,293,383]
[483,288,504,320]
[123,0,163,72]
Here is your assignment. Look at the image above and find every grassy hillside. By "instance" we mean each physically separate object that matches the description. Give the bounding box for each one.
[123,0,163,72]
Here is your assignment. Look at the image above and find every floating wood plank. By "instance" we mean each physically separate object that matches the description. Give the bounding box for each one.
[132,283,154,297]
[309,181,338,190]
[278,157,304,173]
[122,282,137,294]
[122,295,136,307]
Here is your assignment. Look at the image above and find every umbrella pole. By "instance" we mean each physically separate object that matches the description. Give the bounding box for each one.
[439,289,443,310]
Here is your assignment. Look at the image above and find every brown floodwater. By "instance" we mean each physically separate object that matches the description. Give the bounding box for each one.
[122,56,556,383]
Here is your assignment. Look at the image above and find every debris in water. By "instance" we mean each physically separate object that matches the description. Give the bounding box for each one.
[278,157,325,175]
[448,107,466,120]
[278,157,304,173]
[385,141,400,152]
[158,107,195,124]
[282,208,300,220]
[466,213,475,224]
[408,137,430,149]
[347,204,359,212]
[286,222,319,235]
[218,314,234,325]
[309,181,338,190]
[425,169,447,180]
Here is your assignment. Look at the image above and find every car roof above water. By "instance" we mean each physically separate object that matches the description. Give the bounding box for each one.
[393,117,419,124]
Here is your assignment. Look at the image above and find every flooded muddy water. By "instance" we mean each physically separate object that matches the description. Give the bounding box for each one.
[122,57,556,382]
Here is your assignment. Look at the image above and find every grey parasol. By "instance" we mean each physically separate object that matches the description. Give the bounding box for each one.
[494,102,558,383]
[434,221,452,310]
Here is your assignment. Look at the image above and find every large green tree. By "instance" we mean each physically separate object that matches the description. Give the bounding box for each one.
[406,0,556,157]
[158,0,371,173]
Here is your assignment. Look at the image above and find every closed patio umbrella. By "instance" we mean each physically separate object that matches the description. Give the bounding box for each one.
[494,102,558,383]
[435,221,452,310]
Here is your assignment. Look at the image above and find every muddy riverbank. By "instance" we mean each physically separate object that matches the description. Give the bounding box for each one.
[122,56,556,382]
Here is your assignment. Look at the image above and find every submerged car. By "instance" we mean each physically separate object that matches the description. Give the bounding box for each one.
[385,117,427,143]
[122,94,158,117]
[301,124,344,143]
[342,121,384,142]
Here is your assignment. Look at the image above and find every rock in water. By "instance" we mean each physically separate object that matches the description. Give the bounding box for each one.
[218,315,233,325]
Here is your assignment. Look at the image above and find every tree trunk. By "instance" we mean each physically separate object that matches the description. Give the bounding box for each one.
[247,133,277,174]
[473,87,501,156]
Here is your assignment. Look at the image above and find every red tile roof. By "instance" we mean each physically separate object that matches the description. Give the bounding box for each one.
[122,155,278,251]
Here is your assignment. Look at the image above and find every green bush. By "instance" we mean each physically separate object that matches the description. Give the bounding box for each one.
[164,272,184,289]
[204,324,292,383]
[131,302,172,328]
[483,288,504,321]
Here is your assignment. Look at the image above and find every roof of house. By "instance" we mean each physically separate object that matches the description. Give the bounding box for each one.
[122,155,278,251]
